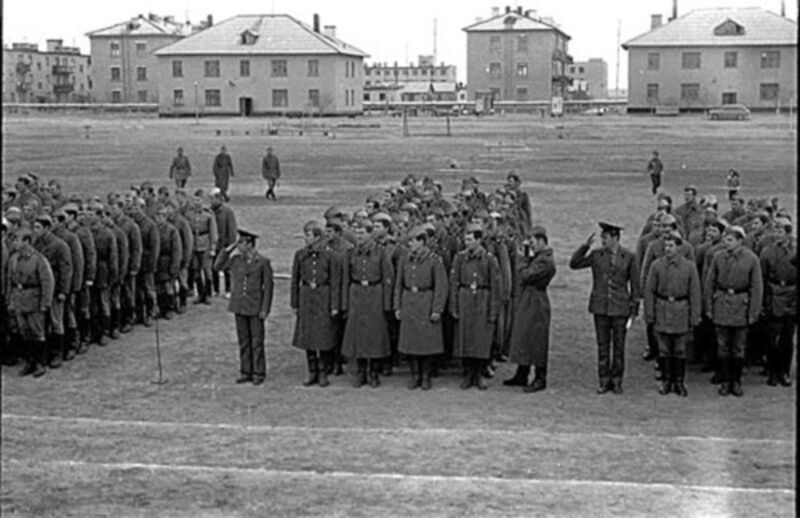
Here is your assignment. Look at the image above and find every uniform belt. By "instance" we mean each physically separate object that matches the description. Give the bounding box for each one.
[17,283,39,289]
[405,286,431,293]
[718,288,748,295]
[460,283,488,290]
[302,281,328,289]
[196,230,210,236]
[353,279,381,287]
[770,280,795,287]
[656,294,688,302]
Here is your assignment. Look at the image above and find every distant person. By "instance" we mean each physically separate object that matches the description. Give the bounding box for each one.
[213,146,234,202]
[726,169,740,201]
[169,147,192,189]
[647,150,663,195]
[262,146,281,201]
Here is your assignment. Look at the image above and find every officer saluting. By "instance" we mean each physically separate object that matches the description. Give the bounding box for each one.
[569,222,641,395]
[214,229,274,385]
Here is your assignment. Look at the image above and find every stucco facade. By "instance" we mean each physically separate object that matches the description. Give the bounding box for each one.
[3,41,91,103]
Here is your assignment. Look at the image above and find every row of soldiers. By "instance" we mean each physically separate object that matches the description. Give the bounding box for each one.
[288,171,556,392]
[636,184,796,396]
[2,172,239,377]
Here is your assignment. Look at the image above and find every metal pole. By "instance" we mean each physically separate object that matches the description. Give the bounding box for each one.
[446,110,451,136]
[194,81,199,122]
[151,315,168,384]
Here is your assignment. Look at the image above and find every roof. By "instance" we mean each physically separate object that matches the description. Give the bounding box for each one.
[463,11,570,40]
[86,14,198,38]
[154,14,368,57]
[623,7,798,48]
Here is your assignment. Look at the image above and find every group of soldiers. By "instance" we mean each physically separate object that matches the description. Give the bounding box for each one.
[2,172,239,377]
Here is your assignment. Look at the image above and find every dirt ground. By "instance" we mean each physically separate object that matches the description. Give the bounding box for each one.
[1,112,796,517]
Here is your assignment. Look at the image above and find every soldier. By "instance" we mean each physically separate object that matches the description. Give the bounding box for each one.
[341,219,394,388]
[449,223,501,390]
[87,203,118,346]
[52,207,84,359]
[167,200,193,313]
[110,198,142,333]
[63,203,96,352]
[188,189,218,305]
[646,150,663,195]
[213,145,234,201]
[505,172,532,235]
[290,221,341,387]
[1,217,12,365]
[31,214,72,368]
[103,207,128,338]
[569,222,640,395]
[153,204,182,320]
[726,169,740,201]
[644,232,702,396]
[128,199,159,327]
[8,227,54,377]
[169,147,192,189]
[262,146,281,201]
[674,185,704,242]
[721,196,746,225]
[505,226,557,393]
[214,229,274,385]
[704,226,763,397]
[394,225,448,390]
[324,218,353,376]
[15,174,41,212]
[210,188,237,297]
[694,220,726,371]
[760,217,795,387]
[371,211,402,376]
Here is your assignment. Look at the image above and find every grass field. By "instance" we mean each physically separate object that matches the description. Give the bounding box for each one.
[1,112,796,517]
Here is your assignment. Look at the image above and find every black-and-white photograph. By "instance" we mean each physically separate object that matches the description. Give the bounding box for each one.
[1,0,796,515]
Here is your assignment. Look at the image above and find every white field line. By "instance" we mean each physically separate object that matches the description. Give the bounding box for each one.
[2,413,793,446]
[2,458,794,496]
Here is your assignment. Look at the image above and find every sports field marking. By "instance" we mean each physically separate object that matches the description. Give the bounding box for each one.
[2,458,793,496]
[2,413,792,446]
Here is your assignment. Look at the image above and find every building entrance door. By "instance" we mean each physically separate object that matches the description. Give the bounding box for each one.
[239,97,253,116]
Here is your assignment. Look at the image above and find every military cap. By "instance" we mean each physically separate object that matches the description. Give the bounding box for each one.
[465,223,483,235]
[351,218,373,231]
[709,220,727,233]
[209,187,223,198]
[774,217,793,232]
[530,225,548,239]
[5,210,22,223]
[353,209,368,220]
[62,203,80,215]
[27,172,39,182]
[34,214,54,227]
[421,223,436,236]
[776,208,792,219]
[663,231,683,244]
[467,176,480,185]
[489,211,503,220]
[598,221,624,233]
[371,212,392,224]
[507,171,521,182]
[706,194,718,206]
[303,220,323,233]
[393,211,410,223]
[17,175,32,185]
[53,206,68,219]
[725,225,746,240]
[401,202,419,212]
[443,203,458,216]
[3,185,17,195]
[754,211,770,224]
[140,181,154,190]
[237,228,259,241]
[88,201,105,213]
[657,213,677,226]
[409,225,428,239]
[473,209,490,220]
[325,218,344,231]
[1,217,8,230]
[684,184,698,195]
[324,206,342,219]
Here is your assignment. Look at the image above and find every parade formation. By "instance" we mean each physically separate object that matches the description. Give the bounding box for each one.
[1,149,796,400]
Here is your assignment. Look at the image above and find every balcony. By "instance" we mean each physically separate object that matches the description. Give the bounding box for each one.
[53,83,74,94]
[16,62,31,75]
[551,49,573,64]
[52,65,74,75]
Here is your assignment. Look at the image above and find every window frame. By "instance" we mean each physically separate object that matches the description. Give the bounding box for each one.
[204,89,221,107]
[272,89,289,107]
[271,60,288,77]
[204,60,221,78]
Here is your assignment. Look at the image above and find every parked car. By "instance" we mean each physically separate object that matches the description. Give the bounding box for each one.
[708,104,751,121]
[581,107,607,116]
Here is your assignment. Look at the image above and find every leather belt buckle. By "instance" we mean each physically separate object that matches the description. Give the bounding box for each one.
[779,281,787,287]
[309,281,317,290]
[727,289,735,295]
[470,282,477,291]
[360,280,369,287]
[410,286,419,293]
[668,296,676,302]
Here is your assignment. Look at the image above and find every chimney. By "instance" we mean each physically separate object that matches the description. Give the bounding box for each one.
[671,0,678,20]
[516,6,523,14]
[651,14,663,29]
[324,25,336,38]
[505,6,511,13]
[491,6,500,17]
[164,15,175,23]
[313,13,320,32]
[207,14,213,27]
[781,0,785,16]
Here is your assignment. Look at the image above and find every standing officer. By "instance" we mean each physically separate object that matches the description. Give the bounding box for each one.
[505,226,557,393]
[449,223,501,390]
[644,232,702,396]
[674,185,704,243]
[214,229,274,385]
[169,147,192,189]
[212,145,234,201]
[569,222,640,395]
[7,227,54,377]
[153,204,182,320]
[189,189,218,305]
[760,217,795,387]
[704,226,763,397]
[210,188,237,297]
[262,146,281,201]
[646,150,663,195]
[290,221,341,387]
[394,225,448,390]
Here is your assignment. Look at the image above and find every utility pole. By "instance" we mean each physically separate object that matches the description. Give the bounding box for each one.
[433,18,438,64]
[615,19,621,96]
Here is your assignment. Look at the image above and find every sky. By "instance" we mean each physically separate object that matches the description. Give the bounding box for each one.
[3,0,796,88]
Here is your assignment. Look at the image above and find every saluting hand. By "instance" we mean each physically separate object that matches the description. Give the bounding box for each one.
[586,232,596,247]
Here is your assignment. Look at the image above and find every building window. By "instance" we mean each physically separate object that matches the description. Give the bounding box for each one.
[516,63,528,77]
[517,35,528,52]
[110,67,121,81]
[111,90,121,103]
[79,64,84,73]
[271,60,288,77]
[646,83,659,104]
[205,89,221,106]
[760,83,779,101]
[135,42,146,57]
[38,82,43,89]
[680,83,700,102]
[761,51,780,69]
[172,61,183,78]
[308,59,319,77]
[204,60,220,78]
[681,52,701,69]
[136,66,147,81]
[722,92,737,105]
[173,89,184,105]
[308,89,319,107]
[88,79,92,89]
[37,62,42,71]
[723,51,738,68]
[490,36,501,53]
[110,41,120,57]
[403,70,409,76]
[272,89,288,107]
[489,62,502,79]
[516,87,528,101]
[379,92,386,101]
[240,60,250,77]
[137,90,148,102]
[578,66,585,74]
[422,69,428,75]
[412,69,418,76]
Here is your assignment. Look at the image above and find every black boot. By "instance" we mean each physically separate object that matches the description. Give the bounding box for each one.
[655,357,666,381]
[460,358,474,390]
[352,359,367,388]
[49,335,63,369]
[108,310,120,340]
[303,352,319,387]
[31,341,46,377]
[407,357,421,390]
[524,365,547,393]
[96,317,109,346]
[474,360,489,391]
[177,288,187,314]
[718,358,731,396]
[673,358,688,397]
[18,342,35,376]
[368,359,381,388]
[729,358,744,397]
[503,365,530,386]
[318,352,330,387]
[420,357,432,391]
[658,357,671,395]
[203,280,213,305]
[63,329,77,361]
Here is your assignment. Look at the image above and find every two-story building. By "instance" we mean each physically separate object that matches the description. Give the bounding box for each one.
[623,7,797,112]
[463,6,572,104]
[364,55,457,86]
[3,40,91,103]
[567,58,608,100]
